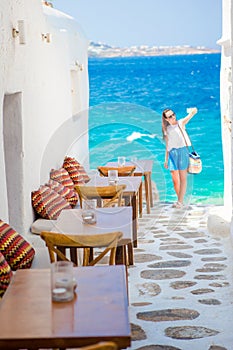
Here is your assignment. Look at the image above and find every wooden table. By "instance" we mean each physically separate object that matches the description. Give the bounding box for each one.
[0,266,131,350]
[87,176,142,247]
[106,159,154,214]
[55,207,134,265]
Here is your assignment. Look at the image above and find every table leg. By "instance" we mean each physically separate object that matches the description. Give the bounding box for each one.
[144,172,150,214]
[132,194,138,247]
[127,242,134,265]
[148,172,154,208]
[139,181,143,218]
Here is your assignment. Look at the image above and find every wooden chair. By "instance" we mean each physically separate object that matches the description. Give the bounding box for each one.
[74,184,126,208]
[40,231,123,266]
[76,342,118,350]
[98,165,136,177]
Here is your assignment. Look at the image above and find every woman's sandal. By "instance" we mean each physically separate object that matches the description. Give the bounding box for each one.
[172,201,183,209]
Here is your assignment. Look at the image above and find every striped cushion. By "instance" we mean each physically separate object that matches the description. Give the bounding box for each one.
[50,167,74,189]
[0,251,13,298]
[46,180,78,208]
[63,160,85,185]
[63,156,90,184]
[49,168,78,207]
[0,220,35,271]
[31,185,72,219]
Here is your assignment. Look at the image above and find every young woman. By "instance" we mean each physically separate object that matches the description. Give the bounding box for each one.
[162,107,198,208]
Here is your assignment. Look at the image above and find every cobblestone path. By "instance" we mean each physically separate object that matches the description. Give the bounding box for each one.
[128,202,233,350]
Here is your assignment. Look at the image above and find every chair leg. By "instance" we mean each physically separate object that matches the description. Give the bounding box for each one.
[70,247,78,265]
[115,246,124,265]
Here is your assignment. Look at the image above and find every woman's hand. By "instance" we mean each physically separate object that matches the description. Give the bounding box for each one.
[190,107,198,115]
[183,107,198,125]
[187,107,198,116]
[164,161,168,169]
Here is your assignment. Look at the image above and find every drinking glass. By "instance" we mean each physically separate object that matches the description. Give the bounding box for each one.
[118,156,126,167]
[51,261,74,302]
[130,156,137,164]
[108,170,118,185]
[82,199,97,224]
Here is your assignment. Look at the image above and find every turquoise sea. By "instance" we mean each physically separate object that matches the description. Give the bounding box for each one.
[87,53,223,205]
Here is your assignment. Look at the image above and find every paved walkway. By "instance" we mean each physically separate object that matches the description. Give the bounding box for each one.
[128,201,233,350]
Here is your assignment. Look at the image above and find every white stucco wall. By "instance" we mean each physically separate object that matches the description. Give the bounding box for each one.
[209,0,233,240]
[218,0,232,215]
[0,0,89,235]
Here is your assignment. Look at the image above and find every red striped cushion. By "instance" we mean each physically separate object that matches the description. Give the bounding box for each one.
[46,180,78,208]
[63,159,85,185]
[0,220,35,271]
[31,185,72,219]
[49,168,78,207]
[46,179,70,198]
[0,251,13,298]
[50,168,74,189]
[63,156,90,184]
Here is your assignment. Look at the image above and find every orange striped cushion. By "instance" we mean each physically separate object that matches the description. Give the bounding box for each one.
[0,220,35,271]
[31,185,72,219]
[49,168,78,207]
[0,251,12,298]
[63,156,90,184]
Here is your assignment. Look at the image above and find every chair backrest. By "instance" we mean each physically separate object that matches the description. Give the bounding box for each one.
[98,165,136,177]
[74,184,126,208]
[40,231,123,266]
[78,342,118,350]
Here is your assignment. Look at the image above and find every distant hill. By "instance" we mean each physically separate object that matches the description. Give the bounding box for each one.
[88,41,220,58]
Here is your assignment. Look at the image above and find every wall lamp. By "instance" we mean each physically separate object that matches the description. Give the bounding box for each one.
[75,61,84,71]
[12,20,26,45]
[41,33,51,43]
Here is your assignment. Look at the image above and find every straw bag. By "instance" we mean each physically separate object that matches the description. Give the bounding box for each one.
[188,151,202,174]
[178,125,202,174]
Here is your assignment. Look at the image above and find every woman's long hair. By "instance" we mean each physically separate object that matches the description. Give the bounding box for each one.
[162,108,170,140]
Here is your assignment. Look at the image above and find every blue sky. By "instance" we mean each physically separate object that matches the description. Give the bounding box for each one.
[51,0,222,49]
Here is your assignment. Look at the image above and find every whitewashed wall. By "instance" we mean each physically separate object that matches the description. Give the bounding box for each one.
[0,0,89,235]
[218,0,232,216]
[211,0,233,239]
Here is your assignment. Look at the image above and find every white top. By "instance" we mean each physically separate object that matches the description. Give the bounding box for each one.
[167,118,191,151]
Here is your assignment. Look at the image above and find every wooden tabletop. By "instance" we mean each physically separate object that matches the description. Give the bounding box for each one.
[54,207,134,265]
[88,175,142,196]
[105,160,154,214]
[86,176,141,247]
[106,160,154,214]
[0,266,131,349]
[106,159,153,175]
[54,207,132,246]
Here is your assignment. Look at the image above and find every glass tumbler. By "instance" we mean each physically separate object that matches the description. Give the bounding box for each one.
[118,156,126,167]
[108,170,118,185]
[82,199,97,224]
[51,261,74,302]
